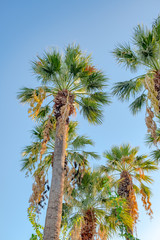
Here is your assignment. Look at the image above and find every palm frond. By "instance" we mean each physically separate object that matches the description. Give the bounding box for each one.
[145,134,155,147]
[90,91,111,105]
[17,86,52,104]
[82,151,100,160]
[65,44,90,77]
[32,50,62,83]
[133,25,159,67]
[22,142,41,157]
[112,43,139,71]
[17,87,35,103]
[129,93,147,115]
[21,157,38,171]
[152,15,160,41]
[140,183,152,197]
[112,76,144,101]
[83,71,108,91]
[133,184,140,195]
[150,149,160,163]
[134,174,153,184]
[79,98,103,124]
[137,160,158,172]
[71,135,94,150]
[67,121,78,141]
[36,105,51,119]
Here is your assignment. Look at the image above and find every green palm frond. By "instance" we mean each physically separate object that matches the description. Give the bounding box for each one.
[17,86,52,104]
[112,76,144,101]
[65,44,90,77]
[79,98,103,124]
[133,25,159,67]
[70,135,94,150]
[21,157,38,171]
[135,160,158,172]
[67,121,78,141]
[22,142,42,157]
[36,105,51,119]
[32,50,62,83]
[31,125,44,141]
[140,183,152,197]
[90,91,111,104]
[150,149,160,163]
[99,165,112,174]
[134,174,153,184]
[82,151,100,160]
[112,43,139,71]
[17,87,35,103]
[133,184,140,195]
[129,93,147,115]
[121,144,138,156]
[145,134,155,147]
[83,71,108,91]
[152,15,160,41]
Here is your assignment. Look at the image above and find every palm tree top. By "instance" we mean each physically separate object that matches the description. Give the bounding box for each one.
[61,170,133,240]
[102,144,157,175]
[101,144,158,229]
[113,18,160,72]
[112,16,160,117]
[17,44,110,124]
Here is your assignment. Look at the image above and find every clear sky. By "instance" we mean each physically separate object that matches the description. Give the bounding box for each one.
[1,0,160,239]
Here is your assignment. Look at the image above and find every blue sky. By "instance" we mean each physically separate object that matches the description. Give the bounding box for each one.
[1,0,160,239]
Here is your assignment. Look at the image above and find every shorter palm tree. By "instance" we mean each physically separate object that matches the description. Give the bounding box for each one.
[61,170,133,240]
[101,144,158,239]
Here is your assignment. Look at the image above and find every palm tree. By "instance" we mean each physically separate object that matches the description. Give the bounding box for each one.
[112,16,160,142]
[101,144,158,239]
[61,170,132,240]
[18,44,109,240]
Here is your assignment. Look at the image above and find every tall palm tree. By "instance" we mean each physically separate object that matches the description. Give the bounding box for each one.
[61,170,132,240]
[18,44,109,240]
[101,144,158,239]
[112,16,160,142]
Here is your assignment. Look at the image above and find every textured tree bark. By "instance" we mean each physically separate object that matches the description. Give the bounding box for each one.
[43,121,68,240]
[80,210,96,240]
[118,171,134,240]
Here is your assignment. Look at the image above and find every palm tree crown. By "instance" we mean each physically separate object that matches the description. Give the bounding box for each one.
[61,170,132,240]
[101,144,158,235]
[18,44,109,124]
[112,16,160,143]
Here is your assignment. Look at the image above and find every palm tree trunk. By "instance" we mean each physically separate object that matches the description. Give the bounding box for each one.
[81,210,96,240]
[118,171,134,240]
[43,120,68,240]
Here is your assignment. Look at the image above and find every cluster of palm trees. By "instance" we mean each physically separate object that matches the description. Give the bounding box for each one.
[18,16,160,240]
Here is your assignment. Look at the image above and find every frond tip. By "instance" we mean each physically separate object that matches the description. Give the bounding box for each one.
[112,43,139,71]
[129,93,147,115]
[112,77,144,101]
